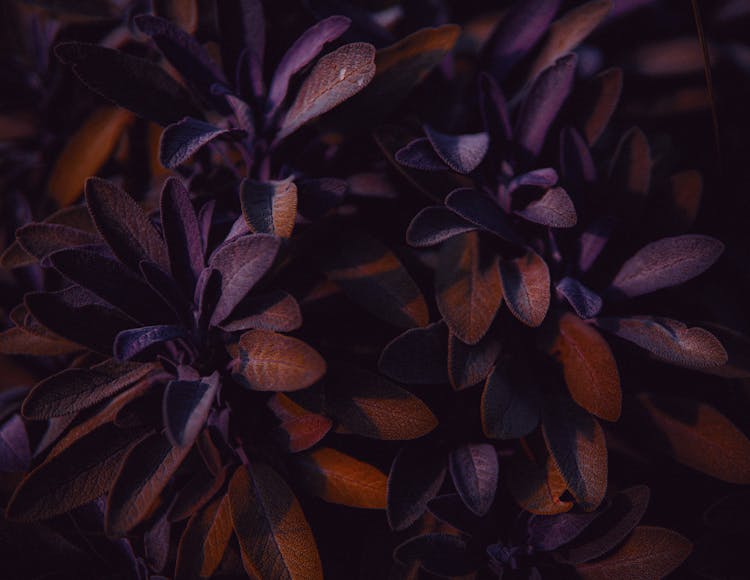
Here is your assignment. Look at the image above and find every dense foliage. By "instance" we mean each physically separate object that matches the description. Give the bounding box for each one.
[1,0,750,578]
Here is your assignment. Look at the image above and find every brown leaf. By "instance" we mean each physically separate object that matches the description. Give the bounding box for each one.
[577,526,692,579]
[436,232,503,345]
[229,464,323,580]
[506,454,572,515]
[175,494,233,579]
[499,250,550,327]
[48,107,134,206]
[552,313,621,422]
[293,447,387,509]
[237,330,326,391]
[637,394,750,484]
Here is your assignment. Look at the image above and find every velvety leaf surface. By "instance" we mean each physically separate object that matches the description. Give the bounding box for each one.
[576,526,692,579]
[219,291,302,333]
[378,322,450,385]
[160,177,204,294]
[7,422,149,521]
[276,413,332,453]
[552,313,621,422]
[543,395,607,511]
[448,443,498,516]
[595,316,727,368]
[160,117,243,168]
[423,126,489,174]
[387,443,446,530]
[326,366,437,440]
[481,364,541,439]
[499,250,551,327]
[55,42,200,125]
[229,464,323,580]
[114,325,186,361]
[448,331,503,390]
[23,360,154,419]
[609,126,651,198]
[445,188,523,244]
[278,42,376,140]
[0,415,30,473]
[556,277,603,319]
[394,533,473,577]
[175,495,233,580]
[85,177,169,271]
[13,222,99,264]
[237,330,326,391]
[163,373,219,447]
[240,177,298,239]
[321,232,428,328]
[395,138,449,171]
[267,16,351,115]
[406,206,476,247]
[528,510,601,552]
[577,68,623,145]
[106,431,192,535]
[610,235,724,298]
[208,234,281,324]
[294,447,387,509]
[515,187,577,228]
[436,232,503,345]
[506,455,573,515]
[515,54,577,158]
[637,394,750,484]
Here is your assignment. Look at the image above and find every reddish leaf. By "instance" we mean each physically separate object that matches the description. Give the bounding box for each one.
[237,330,326,391]
[163,373,219,447]
[387,443,446,530]
[229,464,323,579]
[378,322,450,385]
[436,232,503,345]
[0,326,82,357]
[6,422,149,521]
[85,177,169,272]
[576,526,692,579]
[293,447,387,509]
[499,250,551,327]
[240,177,298,239]
[326,365,437,440]
[609,127,651,198]
[543,395,608,511]
[515,187,577,228]
[637,394,750,484]
[106,431,192,535]
[277,413,333,453]
[595,316,727,369]
[448,443,498,516]
[448,331,502,390]
[506,455,573,515]
[22,360,154,420]
[665,170,702,231]
[552,313,621,422]
[481,364,541,439]
[175,495,233,580]
[577,68,623,145]
[278,42,376,140]
[610,235,723,299]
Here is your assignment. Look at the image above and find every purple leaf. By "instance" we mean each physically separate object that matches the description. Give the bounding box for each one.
[267,16,351,116]
[55,42,200,125]
[22,360,154,420]
[160,178,204,295]
[448,443,498,516]
[238,0,265,70]
[277,42,376,140]
[595,316,728,368]
[578,217,614,273]
[114,325,186,361]
[445,189,524,245]
[387,443,447,530]
[15,223,101,264]
[0,415,30,473]
[484,0,561,81]
[556,277,603,319]
[482,363,541,439]
[378,322,450,385]
[609,126,651,198]
[406,206,476,247]
[515,54,577,158]
[135,15,227,98]
[610,235,724,298]
[510,168,560,191]
[163,373,219,447]
[139,261,194,327]
[515,187,577,228]
[225,94,255,137]
[499,250,551,328]
[448,330,502,391]
[85,177,169,272]
[560,127,597,191]
[208,234,281,325]
[240,177,298,239]
[197,200,215,256]
[395,138,449,171]
[424,126,489,174]
[160,117,244,168]
[219,290,302,333]
[527,511,601,552]
[479,72,512,147]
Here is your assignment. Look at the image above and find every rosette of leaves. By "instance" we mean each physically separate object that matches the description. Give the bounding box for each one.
[53,1,377,182]
[394,485,693,579]
[377,0,740,522]
[0,176,334,576]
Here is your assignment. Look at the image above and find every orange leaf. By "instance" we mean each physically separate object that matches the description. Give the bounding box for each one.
[506,454,572,515]
[48,107,134,206]
[175,494,233,579]
[577,526,692,579]
[499,250,550,327]
[294,447,387,509]
[553,313,621,421]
